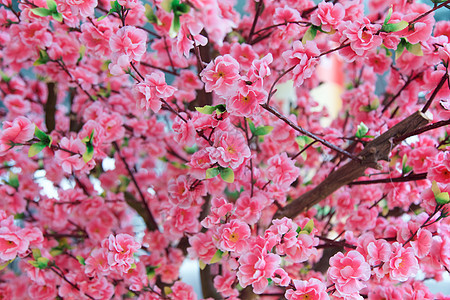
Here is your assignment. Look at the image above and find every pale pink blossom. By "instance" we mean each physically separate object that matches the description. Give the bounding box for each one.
[285,278,329,300]
[214,270,238,298]
[66,0,98,17]
[237,237,281,294]
[328,250,371,297]
[102,233,141,274]
[226,85,265,117]
[207,131,250,169]
[266,152,301,188]
[54,137,86,174]
[110,26,147,62]
[282,41,320,86]
[200,54,240,96]
[383,242,419,282]
[340,18,382,56]
[311,2,345,32]
[0,116,34,154]
[216,220,250,253]
[188,231,216,263]
[0,228,28,261]
[134,71,176,112]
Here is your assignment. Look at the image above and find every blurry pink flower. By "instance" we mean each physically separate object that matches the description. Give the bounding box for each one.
[226,85,265,117]
[103,233,141,274]
[341,18,382,56]
[188,231,216,262]
[399,13,434,44]
[216,220,250,253]
[0,116,34,154]
[285,278,329,300]
[98,112,125,143]
[134,71,176,112]
[311,2,345,32]
[110,26,147,62]
[0,228,28,261]
[285,233,319,263]
[267,152,301,188]
[84,248,110,276]
[230,43,258,70]
[66,0,98,17]
[201,197,233,228]
[173,112,196,146]
[237,237,280,294]
[234,191,266,225]
[366,239,391,266]
[383,242,419,282]
[54,137,86,174]
[3,94,30,117]
[410,229,432,259]
[200,54,240,96]
[169,281,197,300]
[328,250,371,296]
[428,152,450,184]
[207,131,250,169]
[214,270,238,298]
[282,41,320,87]
[271,268,290,287]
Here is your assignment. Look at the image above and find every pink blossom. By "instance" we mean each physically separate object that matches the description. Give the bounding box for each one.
[226,84,265,117]
[188,231,216,263]
[234,191,264,225]
[102,233,141,274]
[216,220,250,253]
[169,281,197,300]
[3,94,30,117]
[282,41,320,86]
[266,152,301,188]
[229,43,258,70]
[54,137,86,174]
[285,278,329,300]
[84,248,110,276]
[134,71,176,112]
[0,116,34,154]
[201,197,233,228]
[311,2,345,32]
[237,237,281,294]
[271,268,290,287]
[200,54,240,96]
[80,18,115,57]
[285,233,319,263]
[410,228,432,258]
[428,152,450,184]
[340,18,382,56]
[207,131,250,169]
[0,228,28,261]
[172,112,196,146]
[383,242,419,282]
[366,239,391,266]
[66,0,98,17]
[399,12,434,44]
[98,112,125,143]
[328,250,371,297]
[214,270,238,298]
[110,26,147,62]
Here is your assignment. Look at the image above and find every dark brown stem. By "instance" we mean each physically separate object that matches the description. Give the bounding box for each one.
[393,119,450,143]
[247,0,264,44]
[410,0,450,24]
[421,72,449,113]
[274,111,430,219]
[261,104,360,161]
[49,266,95,300]
[113,142,159,231]
[348,172,427,185]
[140,61,179,76]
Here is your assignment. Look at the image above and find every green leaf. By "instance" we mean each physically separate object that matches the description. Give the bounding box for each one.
[75,255,86,265]
[0,70,11,82]
[295,136,313,148]
[83,143,94,163]
[7,173,19,189]
[395,39,407,58]
[431,180,441,196]
[401,154,412,175]
[46,0,57,12]
[52,12,63,22]
[30,7,52,17]
[0,260,12,271]
[355,122,369,139]
[110,0,122,13]
[34,49,50,66]
[169,13,181,38]
[160,0,173,12]
[247,119,256,134]
[198,260,206,270]
[144,4,162,25]
[302,26,318,44]
[382,20,408,33]
[32,248,42,259]
[195,105,216,114]
[28,142,47,157]
[97,15,107,21]
[301,219,314,234]
[436,192,450,205]
[209,249,223,264]
[36,257,49,269]
[34,126,52,146]
[384,6,393,26]
[215,104,227,114]
[406,42,423,56]
[219,167,234,183]
[206,167,220,179]
[254,125,273,136]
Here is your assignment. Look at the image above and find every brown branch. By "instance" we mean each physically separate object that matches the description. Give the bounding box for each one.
[261,104,360,161]
[348,172,427,185]
[45,82,57,133]
[274,111,430,219]
[113,142,159,231]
